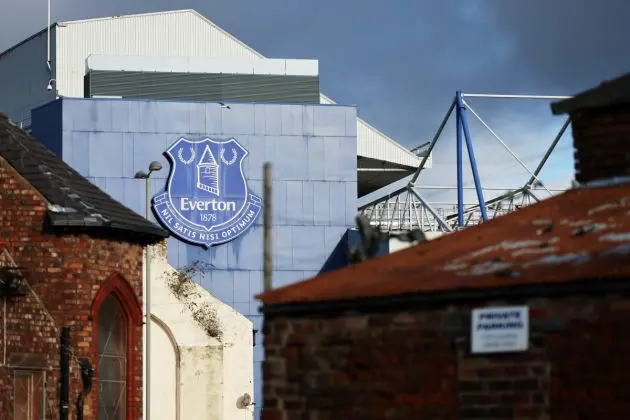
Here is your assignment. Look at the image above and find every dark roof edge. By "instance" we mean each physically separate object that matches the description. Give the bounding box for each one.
[0,24,57,59]
[46,219,169,245]
[48,217,169,241]
[551,72,630,115]
[260,277,630,316]
[0,116,169,245]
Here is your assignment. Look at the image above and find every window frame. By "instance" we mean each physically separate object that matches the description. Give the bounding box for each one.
[96,294,129,420]
[13,369,46,420]
[91,273,142,420]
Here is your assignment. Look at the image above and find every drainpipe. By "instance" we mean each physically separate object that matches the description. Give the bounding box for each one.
[263,163,273,292]
[75,358,94,420]
[47,0,51,72]
[60,326,70,420]
[135,162,162,420]
[2,298,6,367]
[145,175,153,420]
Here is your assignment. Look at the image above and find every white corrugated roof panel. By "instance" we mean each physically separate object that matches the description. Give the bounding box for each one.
[320,93,429,169]
[86,54,318,76]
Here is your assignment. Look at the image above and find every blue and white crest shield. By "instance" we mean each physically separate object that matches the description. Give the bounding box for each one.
[153,137,262,247]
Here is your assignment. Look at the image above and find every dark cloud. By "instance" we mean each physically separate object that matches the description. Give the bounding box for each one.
[1,0,627,199]
[486,0,630,92]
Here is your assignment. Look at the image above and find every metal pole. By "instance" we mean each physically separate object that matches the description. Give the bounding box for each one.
[387,196,400,233]
[60,326,70,420]
[456,94,488,222]
[444,187,526,221]
[525,117,571,187]
[461,93,572,100]
[409,188,453,232]
[527,189,542,203]
[358,187,406,210]
[412,185,566,192]
[455,91,464,227]
[409,100,456,184]
[263,163,273,292]
[47,0,51,72]
[463,99,552,195]
[145,176,152,420]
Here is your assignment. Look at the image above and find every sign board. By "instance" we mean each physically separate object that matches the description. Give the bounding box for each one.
[153,137,262,248]
[470,306,529,354]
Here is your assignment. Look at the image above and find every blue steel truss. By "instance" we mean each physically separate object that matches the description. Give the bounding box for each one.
[358,92,572,233]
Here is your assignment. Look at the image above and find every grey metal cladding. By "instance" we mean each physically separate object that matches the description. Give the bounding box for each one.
[85,70,320,104]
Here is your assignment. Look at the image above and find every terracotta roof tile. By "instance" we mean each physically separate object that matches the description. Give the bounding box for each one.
[257,184,630,306]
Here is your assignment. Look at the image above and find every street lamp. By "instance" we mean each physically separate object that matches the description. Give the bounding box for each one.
[134,160,162,420]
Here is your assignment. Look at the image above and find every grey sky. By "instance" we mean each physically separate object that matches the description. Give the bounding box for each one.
[2,0,629,200]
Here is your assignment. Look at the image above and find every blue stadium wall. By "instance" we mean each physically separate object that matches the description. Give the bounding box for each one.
[31,97,358,417]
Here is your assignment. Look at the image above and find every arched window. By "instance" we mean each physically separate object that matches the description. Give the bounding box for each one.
[97,294,127,420]
[91,273,142,420]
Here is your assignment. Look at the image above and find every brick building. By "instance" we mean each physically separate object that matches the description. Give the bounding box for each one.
[257,74,630,420]
[0,114,167,419]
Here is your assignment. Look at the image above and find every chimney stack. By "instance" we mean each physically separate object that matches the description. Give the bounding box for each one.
[552,73,630,184]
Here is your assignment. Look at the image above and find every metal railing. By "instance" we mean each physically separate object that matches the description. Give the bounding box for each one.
[7,112,32,132]
[359,187,564,233]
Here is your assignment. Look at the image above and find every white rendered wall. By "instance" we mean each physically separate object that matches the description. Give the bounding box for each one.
[147,244,254,420]
[150,317,178,420]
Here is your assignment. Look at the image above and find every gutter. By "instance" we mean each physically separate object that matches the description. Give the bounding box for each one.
[259,277,630,316]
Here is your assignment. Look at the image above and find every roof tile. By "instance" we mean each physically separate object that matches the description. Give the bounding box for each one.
[257,184,630,306]
[0,114,168,242]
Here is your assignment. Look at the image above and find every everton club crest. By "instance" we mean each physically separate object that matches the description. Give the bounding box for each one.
[152,137,262,248]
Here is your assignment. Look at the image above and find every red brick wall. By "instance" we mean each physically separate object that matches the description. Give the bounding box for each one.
[571,103,630,183]
[263,291,630,419]
[0,158,145,419]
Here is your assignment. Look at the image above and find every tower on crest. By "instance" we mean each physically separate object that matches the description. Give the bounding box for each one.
[197,145,220,195]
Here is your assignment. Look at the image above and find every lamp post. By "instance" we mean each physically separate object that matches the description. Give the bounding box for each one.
[134,161,162,420]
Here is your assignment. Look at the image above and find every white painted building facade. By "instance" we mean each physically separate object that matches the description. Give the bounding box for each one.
[148,243,254,420]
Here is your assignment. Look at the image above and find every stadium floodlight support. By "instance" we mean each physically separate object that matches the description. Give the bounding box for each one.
[359,91,573,232]
[456,91,487,225]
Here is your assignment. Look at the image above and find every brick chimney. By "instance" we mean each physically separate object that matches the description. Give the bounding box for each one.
[551,73,630,184]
